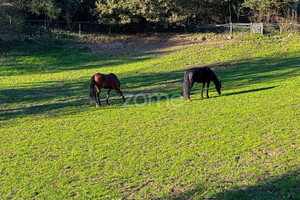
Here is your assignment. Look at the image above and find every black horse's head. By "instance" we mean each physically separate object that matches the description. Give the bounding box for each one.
[216,81,222,95]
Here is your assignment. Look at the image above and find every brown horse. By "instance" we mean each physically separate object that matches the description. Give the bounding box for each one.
[90,73,125,107]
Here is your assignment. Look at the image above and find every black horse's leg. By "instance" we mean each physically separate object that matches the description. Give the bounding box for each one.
[106,89,111,105]
[120,92,125,103]
[122,93,125,103]
[201,82,205,99]
[115,88,125,103]
[188,81,194,101]
[207,81,210,98]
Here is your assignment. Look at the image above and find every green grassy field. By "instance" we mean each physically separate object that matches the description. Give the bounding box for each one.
[0,34,299,199]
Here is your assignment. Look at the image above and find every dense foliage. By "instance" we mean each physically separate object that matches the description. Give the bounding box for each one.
[0,0,299,38]
[3,0,299,24]
[244,0,299,22]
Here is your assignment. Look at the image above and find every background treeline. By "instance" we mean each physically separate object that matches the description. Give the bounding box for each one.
[1,0,300,38]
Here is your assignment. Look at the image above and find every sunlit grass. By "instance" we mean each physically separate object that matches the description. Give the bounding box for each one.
[0,34,299,199]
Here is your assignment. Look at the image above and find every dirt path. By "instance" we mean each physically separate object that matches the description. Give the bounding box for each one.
[81,34,202,55]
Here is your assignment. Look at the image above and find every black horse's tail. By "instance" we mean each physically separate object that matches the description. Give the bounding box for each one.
[90,75,96,101]
[183,70,192,100]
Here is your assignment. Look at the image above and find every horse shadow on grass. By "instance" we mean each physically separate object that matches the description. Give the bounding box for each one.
[0,69,184,121]
[223,86,277,97]
[159,170,300,200]
[0,62,293,121]
[1,47,299,120]
[119,70,184,105]
[120,49,300,105]
[219,53,300,88]
[0,79,91,121]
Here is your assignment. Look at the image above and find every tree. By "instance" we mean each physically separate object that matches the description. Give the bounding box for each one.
[243,0,299,23]
[221,0,245,23]
[3,0,298,35]
[94,0,174,33]
[9,0,60,30]
[78,0,97,21]
[0,0,25,40]
[55,0,81,23]
[13,0,61,20]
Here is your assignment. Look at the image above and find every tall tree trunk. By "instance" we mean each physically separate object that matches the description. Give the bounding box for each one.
[228,2,232,23]
[109,24,112,35]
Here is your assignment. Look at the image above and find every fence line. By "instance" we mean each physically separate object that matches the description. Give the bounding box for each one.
[26,20,300,36]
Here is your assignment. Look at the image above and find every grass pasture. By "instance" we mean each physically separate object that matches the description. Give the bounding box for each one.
[0,34,299,199]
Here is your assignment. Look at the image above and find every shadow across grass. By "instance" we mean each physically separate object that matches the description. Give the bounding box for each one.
[0,100,86,120]
[220,52,300,89]
[0,40,168,76]
[1,54,297,120]
[162,170,300,200]
[0,78,90,120]
[223,86,277,97]
[0,69,185,120]
[1,41,299,119]
[118,70,185,106]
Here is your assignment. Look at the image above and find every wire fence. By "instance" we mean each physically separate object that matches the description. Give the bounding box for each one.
[26,20,300,36]
[26,20,110,34]
[2,20,300,41]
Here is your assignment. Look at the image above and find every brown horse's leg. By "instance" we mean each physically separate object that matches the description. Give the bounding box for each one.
[106,89,111,105]
[95,84,102,107]
[96,92,101,107]
[115,88,125,103]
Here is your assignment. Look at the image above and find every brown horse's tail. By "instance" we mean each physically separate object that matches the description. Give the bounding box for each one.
[183,70,192,100]
[90,75,96,101]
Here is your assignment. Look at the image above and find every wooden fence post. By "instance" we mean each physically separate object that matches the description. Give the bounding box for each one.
[79,23,81,36]
[230,23,233,38]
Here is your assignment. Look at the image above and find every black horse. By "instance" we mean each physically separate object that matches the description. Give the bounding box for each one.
[90,73,125,107]
[184,67,222,101]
